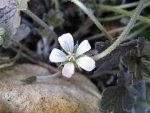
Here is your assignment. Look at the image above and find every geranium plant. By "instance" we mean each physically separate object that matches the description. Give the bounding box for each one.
[0,0,150,113]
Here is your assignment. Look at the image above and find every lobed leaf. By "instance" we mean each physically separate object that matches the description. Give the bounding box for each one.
[100,70,137,113]
[121,39,150,82]
[100,85,136,113]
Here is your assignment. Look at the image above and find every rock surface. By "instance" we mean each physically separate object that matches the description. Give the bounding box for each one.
[0,64,101,113]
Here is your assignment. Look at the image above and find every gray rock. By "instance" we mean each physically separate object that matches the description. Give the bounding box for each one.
[0,64,101,113]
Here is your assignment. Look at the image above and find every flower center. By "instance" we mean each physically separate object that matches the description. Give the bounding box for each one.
[67,52,75,61]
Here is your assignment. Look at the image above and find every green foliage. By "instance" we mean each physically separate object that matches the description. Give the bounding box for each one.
[21,76,37,84]
[0,0,150,112]
[139,30,150,39]
[100,38,150,113]
[121,39,150,82]
[43,10,64,28]
[100,70,136,113]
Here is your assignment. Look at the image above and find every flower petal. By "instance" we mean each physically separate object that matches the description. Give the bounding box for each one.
[58,33,74,53]
[76,56,95,71]
[49,48,67,62]
[75,40,91,57]
[62,62,74,78]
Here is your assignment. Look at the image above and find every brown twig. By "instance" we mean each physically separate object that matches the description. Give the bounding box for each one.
[12,40,39,59]
[11,47,58,73]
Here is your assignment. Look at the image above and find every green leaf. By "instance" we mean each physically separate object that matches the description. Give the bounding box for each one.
[121,50,137,71]
[139,30,150,39]
[133,81,150,113]
[21,76,37,84]
[142,41,150,57]
[100,86,136,113]
[121,39,150,82]
[141,59,150,77]
[117,70,133,86]
[100,72,148,113]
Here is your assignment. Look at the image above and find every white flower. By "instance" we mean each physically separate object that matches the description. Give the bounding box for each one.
[49,33,95,78]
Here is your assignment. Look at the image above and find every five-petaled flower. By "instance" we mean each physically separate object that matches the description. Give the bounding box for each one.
[49,33,95,78]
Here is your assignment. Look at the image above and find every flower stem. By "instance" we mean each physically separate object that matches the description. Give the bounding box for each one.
[99,1,150,22]
[21,72,60,84]
[23,9,57,41]
[69,0,113,41]
[36,72,60,81]
[93,0,147,60]
[99,15,123,22]
[115,1,139,9]
[126,25,149,40]
[88,21,142,41]
[97,2,150,24]
[88,27,125,40]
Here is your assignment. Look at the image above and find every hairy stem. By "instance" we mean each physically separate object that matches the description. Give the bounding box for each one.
[115,1,139,9]
[99,15,123,22]
[93,0,147,60]
[21,72,61,84]
[99,1,150,22]
[69,0,113,41]
[88,27,125,40]
[97,2,150,24]
[126,25,149,40]
[36,72,60,81]
[88,21,142,40]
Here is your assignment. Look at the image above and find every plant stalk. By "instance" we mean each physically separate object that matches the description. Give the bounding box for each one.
[93,0,147,60]
[97,2,150,24]
[70,0,113,41]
